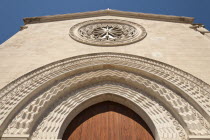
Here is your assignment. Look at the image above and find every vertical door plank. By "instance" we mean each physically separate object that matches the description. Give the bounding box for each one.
[62,101,154,140]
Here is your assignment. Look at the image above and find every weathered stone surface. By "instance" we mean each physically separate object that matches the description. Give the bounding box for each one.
[0,10,210,140]
[0,14,210,89]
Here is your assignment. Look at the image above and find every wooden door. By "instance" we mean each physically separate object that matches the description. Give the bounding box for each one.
[62,101,154,140]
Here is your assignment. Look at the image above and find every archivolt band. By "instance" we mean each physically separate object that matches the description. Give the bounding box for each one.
[0,53,210,140]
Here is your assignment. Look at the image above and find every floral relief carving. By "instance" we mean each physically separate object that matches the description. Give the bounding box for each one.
[69,19,147,46]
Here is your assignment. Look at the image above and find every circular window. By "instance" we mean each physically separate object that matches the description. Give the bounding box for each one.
[69,19,147,46]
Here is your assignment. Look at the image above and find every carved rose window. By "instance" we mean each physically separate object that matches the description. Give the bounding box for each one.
[92,25,124,41]
[69,19,147,46]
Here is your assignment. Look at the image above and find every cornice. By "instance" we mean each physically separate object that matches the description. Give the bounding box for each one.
[23,9,194,25]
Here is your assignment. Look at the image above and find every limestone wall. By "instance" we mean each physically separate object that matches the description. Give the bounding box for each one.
[1,15,210,88]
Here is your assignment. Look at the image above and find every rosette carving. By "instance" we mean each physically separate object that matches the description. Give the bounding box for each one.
[69,19,147,46]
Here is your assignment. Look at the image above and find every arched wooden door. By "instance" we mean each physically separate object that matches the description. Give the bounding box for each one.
[62,101,154,140]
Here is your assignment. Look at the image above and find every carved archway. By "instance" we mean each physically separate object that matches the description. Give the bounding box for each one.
[0,53,210,140]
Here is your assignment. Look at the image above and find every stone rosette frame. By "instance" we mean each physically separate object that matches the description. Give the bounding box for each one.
[0,53,210,140]
[69,19,147,46]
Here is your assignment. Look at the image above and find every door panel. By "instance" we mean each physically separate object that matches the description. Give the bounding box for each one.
[62,101,154,140]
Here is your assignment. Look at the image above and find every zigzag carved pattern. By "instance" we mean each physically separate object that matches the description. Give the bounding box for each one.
[0,53,210,139]
[4,70,210,136]
[31,84,187,140]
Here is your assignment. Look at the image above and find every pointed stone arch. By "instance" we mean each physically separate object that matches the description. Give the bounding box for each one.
[0,53,210,140]
[31,84,186,140]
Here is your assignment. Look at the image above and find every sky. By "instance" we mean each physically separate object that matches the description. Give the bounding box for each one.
[0,0,210,44]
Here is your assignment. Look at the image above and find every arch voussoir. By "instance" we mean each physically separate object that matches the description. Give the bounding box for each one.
[30,84,187,140]
[3,69,210,138]
[0,53,210,140]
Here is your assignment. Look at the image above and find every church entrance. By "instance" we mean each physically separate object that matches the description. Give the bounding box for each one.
[62,101,154,140]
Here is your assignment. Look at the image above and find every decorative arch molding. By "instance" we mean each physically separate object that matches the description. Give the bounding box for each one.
[0,52,210,140]
[31,84,186,140]
[3,69,209,136]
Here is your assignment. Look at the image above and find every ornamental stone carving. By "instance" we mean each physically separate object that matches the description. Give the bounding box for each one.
[69,19,147,46]
[0,53,210,140]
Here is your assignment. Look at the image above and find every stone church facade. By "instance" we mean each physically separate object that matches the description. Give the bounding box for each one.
[0,9,210,140]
